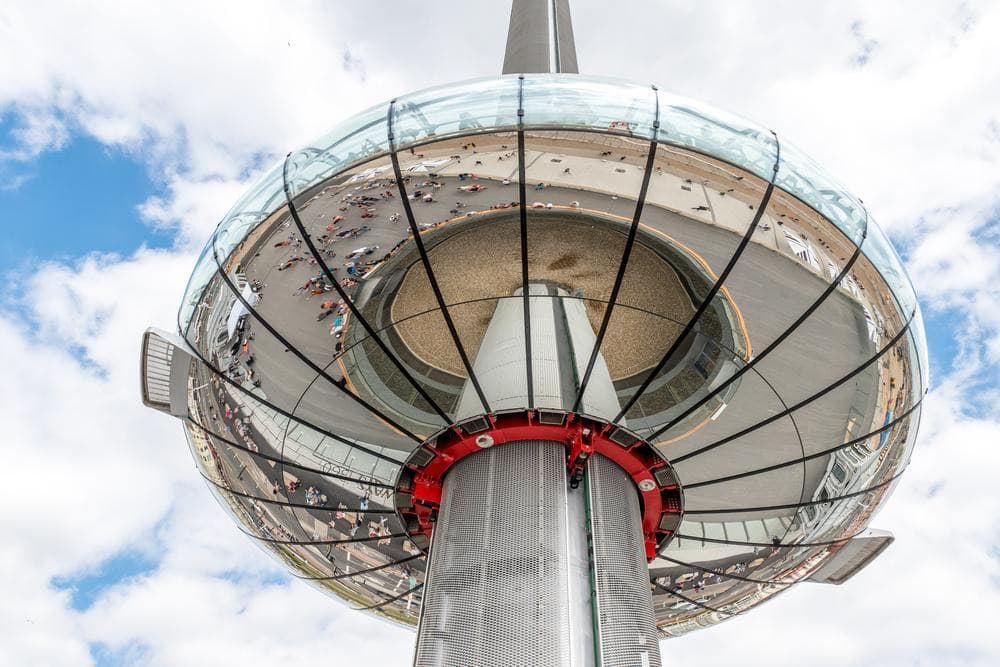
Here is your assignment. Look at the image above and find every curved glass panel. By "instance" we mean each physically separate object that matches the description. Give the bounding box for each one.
[391,75,520,149]
[774,138,867,245]
[521,74,658,140]
[285,101,391,199]
[655,90,777,184]
[860,217,919,320]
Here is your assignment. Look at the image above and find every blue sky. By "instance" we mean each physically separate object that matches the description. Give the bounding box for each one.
[2,1,998,665]
[0,133,170,276]
[52,549,160,613]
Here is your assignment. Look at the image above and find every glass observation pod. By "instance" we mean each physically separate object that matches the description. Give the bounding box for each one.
[148,73,927,636]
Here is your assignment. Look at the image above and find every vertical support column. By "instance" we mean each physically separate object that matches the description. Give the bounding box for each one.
[454,284,563,421]
[414,444,661,667]
[414,440,573,666]
[455,282,620,422]
[588,455,662,667]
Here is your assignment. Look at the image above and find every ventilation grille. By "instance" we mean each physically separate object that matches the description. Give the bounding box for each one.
[589,455,662,667]
[415,440,571,666]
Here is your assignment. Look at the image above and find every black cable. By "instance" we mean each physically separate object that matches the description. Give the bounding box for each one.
[683,399,921,489]
[386,100,492,414]
[682,470,903,516]
[294,553,422,582]
[573,87,661,412]
[656,555,796,587]
[614,131,781,422]
[516,74,534,409]
[239,524,409,547]
[186,415,396,490]
[353,583,424,611]
[670,521,874,550]
[651,582,737,617]
[280,153,452,424]
[198,470,396,512]
[672,311,915,465]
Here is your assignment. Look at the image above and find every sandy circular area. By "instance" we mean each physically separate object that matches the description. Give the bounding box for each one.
[390,212,694,379]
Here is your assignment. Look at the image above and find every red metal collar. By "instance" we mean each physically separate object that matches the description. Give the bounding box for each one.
[394,410,684,560]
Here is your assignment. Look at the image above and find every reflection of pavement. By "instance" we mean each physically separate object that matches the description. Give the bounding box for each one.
[208,140,884,519]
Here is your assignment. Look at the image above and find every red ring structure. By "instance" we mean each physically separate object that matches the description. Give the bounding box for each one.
[394,410,684,561]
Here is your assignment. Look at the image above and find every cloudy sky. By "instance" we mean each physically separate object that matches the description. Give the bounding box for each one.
[1,1,998,664]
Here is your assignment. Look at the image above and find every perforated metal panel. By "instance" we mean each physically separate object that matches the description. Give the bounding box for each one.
[589,455,662,667]
[415,440,572,667]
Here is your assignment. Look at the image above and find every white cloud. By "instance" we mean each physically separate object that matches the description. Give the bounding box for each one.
[77,490,413,667]
[2,1,1000,665]
[0,0,406,183]
[0,108,69,160]
[137,172,252,243]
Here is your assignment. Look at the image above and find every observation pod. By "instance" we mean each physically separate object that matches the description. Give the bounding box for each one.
[140,1,927,664]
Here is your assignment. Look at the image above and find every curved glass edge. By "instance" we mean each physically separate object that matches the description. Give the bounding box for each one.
[286,100,392,200]
[774,138,867,245]
[212,161,288,269]
[178,229,220,336]
[521,73,658,140]
[655,89,777,187]
[860,219,920,333]
[861,218,927,393]
[910,304,930,391]
[182,73,926,388]
[392,75,521,148]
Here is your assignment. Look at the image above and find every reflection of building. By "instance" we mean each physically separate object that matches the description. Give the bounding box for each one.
[139,0,927,663]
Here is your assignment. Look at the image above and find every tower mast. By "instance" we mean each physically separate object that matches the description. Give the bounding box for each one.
[502,0,579,74]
